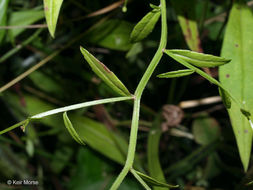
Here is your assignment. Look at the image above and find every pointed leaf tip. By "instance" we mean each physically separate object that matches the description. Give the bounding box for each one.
[218,88,231,109]
[44,0,64,38]
[167,49,231,68]
[134,170,179,188]
[130,6,161,43]
[63,112,85,146]
[157,69,194,78]
[80,47,131,96]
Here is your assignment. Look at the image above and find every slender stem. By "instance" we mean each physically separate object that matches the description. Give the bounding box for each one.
[31,96,133,119]
[166,51,245,109]
[110,0,167,189]
[130,169,151,190]
[0,28,44,63]
[0,120,28,135]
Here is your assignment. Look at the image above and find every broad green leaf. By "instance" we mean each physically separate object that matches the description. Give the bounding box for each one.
[171,0,202,52]
[43,0,64,38]
[130,7,161,43]
[147,117,167,190]
[219,2,253,171]
[8,10,44,40]
[0,0,9,43]
[157,69,194,78]
[80,47,131,96]
[192,114,221,145]
[168,49,231,68]
[69,114,126,165]
[63,112,85,146]
[134,170,179,188]
[218,87,231,109]
[86,19,134,51]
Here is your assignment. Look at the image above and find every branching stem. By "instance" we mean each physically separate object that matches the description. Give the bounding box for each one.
[110,0,167,189]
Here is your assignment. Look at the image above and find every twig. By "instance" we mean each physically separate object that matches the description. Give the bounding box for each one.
[0,24,47,29]
[204,0,253,25]
[179,96,221,109]
[71,0,124,22]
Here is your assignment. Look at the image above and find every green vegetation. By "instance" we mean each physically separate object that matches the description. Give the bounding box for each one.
[1,0,253,189]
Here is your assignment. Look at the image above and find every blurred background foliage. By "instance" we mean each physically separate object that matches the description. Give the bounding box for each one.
[0,0,253,189]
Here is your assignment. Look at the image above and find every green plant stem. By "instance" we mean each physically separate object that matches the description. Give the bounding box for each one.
[110,0,167,189]
[31,96,133,119]
[130,169,151,190]
[0,28,44,63]
[166,51,245,110]
[0,120,28,135]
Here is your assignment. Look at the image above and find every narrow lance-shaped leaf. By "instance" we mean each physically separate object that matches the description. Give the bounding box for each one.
[44,0,63,38]
[218,87,231,109]
[0,0,9,43]
[80,47,131,96]
[171,0,203,52]
[133,169,179,189]
[147,116,168,190]
[157,69,194,78]
[63,112,85,146]
[219,2,253,171]
[130,5,160,43]
[168,49,231,68]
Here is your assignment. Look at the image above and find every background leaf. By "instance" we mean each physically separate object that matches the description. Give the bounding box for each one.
[43,0,63,37]
[171,0,202,52]
[219,2,253,171]
[8,10,44,40]
[192,114,221,145]
[147,117,168,190]
[0,0,9,43]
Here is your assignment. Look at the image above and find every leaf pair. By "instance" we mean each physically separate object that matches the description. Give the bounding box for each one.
[80,47,131,96]
[157,49,230,78]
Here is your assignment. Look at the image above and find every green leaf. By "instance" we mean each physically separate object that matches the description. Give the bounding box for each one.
[80,47,131,96]
[171,0,203,52]
[134,170,179,189]
[147,117,167,190]
[43,0,64,38]
[219,2,253,171]
[8,10,44,40]
[86,20,134,51]
[192,114,221,145]
[0,0,9,43]
[70,114,127,165]
[130,7,161,43]
[218,87,231,109]
[168,49,231,68]
[157,69,194,78]
[63,112,85,146]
